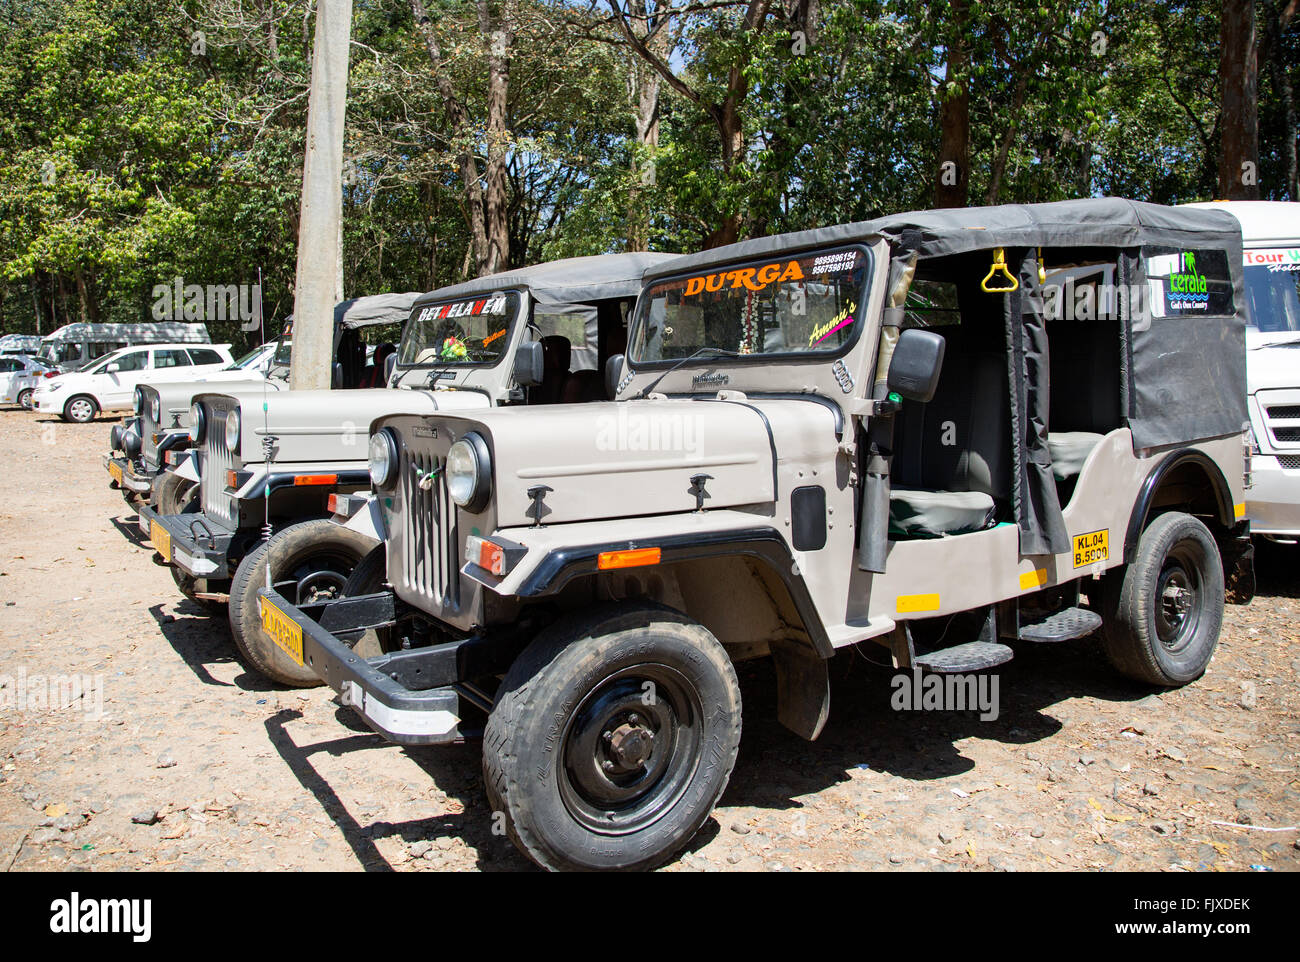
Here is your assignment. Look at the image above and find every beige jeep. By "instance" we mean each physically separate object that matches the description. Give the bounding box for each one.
[260,199,1254,872]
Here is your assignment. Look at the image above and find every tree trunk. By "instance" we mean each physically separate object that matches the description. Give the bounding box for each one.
[1219,0,1260,199]
[932,0,970,209]
[627,56,661,251]
[410,0,488,278]
[1264,0,1299,199]
[478,0,513,275]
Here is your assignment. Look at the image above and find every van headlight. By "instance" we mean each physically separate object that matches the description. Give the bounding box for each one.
[133,387,144,415]
[149,395,161,425]
[369,429,398,487]
[225,407,241,451]
[190,402,206,443]
[446,433,491,511]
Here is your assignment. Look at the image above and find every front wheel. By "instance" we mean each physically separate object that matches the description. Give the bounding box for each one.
[483,604,742,872]
[17,388,33,410]
[156,471,199,516]
[1099,511,1224,686]
[63,395,97,423]
[229,519,376,687]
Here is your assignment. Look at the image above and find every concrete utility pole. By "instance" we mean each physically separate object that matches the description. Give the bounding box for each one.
[290,0,352,390]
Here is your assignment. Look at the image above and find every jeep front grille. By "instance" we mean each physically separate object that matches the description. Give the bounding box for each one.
[398,444,461,609]
[200,403,240,528]
[141,405,160,469]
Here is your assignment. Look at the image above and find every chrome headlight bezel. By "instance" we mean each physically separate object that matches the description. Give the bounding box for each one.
[225,406,241,452]
[369,428,398,488]
[190,402,206,444]
[132,387,144,415]
[446,432,491,512]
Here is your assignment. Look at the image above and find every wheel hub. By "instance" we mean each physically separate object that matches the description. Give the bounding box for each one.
[606,719,654,770]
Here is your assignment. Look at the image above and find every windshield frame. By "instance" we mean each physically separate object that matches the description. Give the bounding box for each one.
[626,244,875,371]
[395,288,525,371]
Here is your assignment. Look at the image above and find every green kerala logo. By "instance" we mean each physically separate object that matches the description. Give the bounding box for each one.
[1169,251,1208,293]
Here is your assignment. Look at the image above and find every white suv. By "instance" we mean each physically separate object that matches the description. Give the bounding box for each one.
[34,343,235,422]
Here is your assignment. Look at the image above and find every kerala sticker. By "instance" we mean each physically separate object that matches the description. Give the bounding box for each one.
[683,259,805,296]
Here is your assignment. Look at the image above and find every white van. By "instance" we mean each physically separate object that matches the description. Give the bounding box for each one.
[1186,201,1300,538]
[37,322,212,372]
[33,342,234,422]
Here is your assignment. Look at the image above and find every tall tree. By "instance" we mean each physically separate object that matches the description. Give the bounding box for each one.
[1219,0,1261,198]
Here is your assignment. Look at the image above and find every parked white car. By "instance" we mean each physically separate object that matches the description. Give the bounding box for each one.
[34,342,235,422]
[0,354,56,409]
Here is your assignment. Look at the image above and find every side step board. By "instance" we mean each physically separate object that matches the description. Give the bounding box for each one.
[913,641,1014,673]
[1018,606,1102,643]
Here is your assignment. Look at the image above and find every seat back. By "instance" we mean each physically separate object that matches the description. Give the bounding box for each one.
[892,351,1011,499]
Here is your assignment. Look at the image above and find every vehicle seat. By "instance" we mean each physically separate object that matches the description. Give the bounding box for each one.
[561,369,605,404]
[536,335,571,404]
[889,351,1010,537]
[1047,431,1104,480]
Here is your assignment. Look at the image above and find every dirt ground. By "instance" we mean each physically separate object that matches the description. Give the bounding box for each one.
[0,406,1297,873]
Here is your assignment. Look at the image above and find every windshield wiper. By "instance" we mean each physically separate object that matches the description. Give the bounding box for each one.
[635,347,741,399]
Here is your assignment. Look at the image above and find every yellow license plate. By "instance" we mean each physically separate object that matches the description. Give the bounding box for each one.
[150,520,171,561]
[261,598,304,665]
[108,460,123,484]
[1072,528,1109,568]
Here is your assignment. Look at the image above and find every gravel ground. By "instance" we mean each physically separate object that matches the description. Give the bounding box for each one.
[0,406,1297,872]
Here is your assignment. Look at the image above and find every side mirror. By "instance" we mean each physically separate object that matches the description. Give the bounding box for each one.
[513,341,544,387]
[106,362,120,373]
[886,329,946,403]
[383,353,397,384]
[604,354,625,399]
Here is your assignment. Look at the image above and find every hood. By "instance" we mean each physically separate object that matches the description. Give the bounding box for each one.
[227,387,492,465]
[1247,336,1300,392]
[430,398,777,527]
[144,378,275,431]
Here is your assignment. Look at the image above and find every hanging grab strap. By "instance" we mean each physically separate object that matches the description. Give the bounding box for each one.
[981,247,1019,293]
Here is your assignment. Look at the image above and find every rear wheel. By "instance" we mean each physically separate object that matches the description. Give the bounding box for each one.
[63,395,97,423]
[1099,511,1224,686]
[17,388,33,410]
[229,519,375,687]
[483,604,742,871]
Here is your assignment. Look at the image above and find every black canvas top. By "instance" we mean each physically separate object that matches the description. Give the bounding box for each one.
[422,252,680,309]
[643,198,1244,281]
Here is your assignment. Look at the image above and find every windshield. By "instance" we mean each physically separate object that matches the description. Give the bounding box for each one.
[631,247,870,362]
[1244,248,1300,333]
[229,345,268,370]
[398,291,519,367]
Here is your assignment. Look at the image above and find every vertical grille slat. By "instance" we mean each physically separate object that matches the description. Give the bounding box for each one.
[199,401,240,528]
[394,436,460,609]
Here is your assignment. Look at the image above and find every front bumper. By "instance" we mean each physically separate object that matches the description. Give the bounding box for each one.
[257,588,462,745]
[137,503,236,578]
[103,454,152,495]
[1245,454,1300,537]
[33,393,61,413]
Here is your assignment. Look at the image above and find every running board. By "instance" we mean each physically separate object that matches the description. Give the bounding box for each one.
[1018,606,1102,643]
[913,641,1014,673]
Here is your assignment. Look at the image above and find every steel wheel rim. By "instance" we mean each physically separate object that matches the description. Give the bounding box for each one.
[557,662,703,835]
[271,549,357,606]
[1155,542,1202,652]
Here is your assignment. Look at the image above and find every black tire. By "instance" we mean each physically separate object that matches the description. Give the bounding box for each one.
[483,603,742,872]
[342,543,387,595]
[17,388,33,410]
[1099,511,1224,686]
[229,519,375,687]
[156,472,198,516]
[170,565,225,614]
[63,394,97,423]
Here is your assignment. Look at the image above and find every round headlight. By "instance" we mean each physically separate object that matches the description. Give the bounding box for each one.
[122,428,142,459]
[132,387,144,415]
[369,429,398,488]
[149,394,161,425]
[225,406,241,451]
[190,402,206,443]
[446,433,491,511]
[110,424,123,451]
